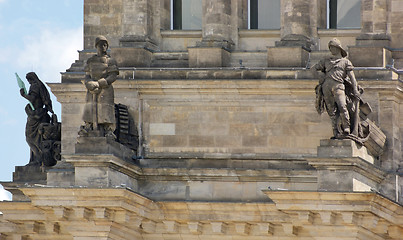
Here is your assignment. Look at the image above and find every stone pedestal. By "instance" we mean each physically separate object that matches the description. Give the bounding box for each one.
[64,154,141,189]
[46,161,75,187]
[267,46,309,67]
[308,139,386,192]
[188,47,230,68]
[348,46,392,67]
[68,136,138,188]
[75,136,135,162]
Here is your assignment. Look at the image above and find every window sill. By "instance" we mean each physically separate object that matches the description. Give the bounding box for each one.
[239,29,280,38]
[318,29,361,36]
[161,30,202,38]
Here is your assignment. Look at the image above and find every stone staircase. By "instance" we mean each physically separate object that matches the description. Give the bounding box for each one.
[66,59,85,72]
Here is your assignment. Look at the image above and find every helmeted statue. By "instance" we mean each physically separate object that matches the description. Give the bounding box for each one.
[79,36,119,138]
[20,72,61,166]
[311,38,369,142]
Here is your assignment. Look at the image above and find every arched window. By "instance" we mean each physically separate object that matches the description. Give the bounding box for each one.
[249,0,281,29]
[328,0,361,29]
[171,0,202,30]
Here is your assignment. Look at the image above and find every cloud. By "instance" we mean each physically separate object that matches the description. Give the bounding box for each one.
[16,26,83,83]
[0,185,11,201]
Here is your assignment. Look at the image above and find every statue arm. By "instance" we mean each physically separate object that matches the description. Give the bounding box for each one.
[347,71,360,97]
[310,64,325,84]
[105,72,117,84]
[99,59,118,88]
[20,88,36,102]
[84,74,99,91]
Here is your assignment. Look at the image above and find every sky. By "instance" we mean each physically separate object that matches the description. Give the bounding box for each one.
[0,0,83,200]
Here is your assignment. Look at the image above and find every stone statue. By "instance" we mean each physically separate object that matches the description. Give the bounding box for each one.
[79,36,119,138]
[20,72,61,166]
[311,38,369,142]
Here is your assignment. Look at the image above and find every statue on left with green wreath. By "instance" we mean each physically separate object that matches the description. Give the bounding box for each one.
[19,72,61,167]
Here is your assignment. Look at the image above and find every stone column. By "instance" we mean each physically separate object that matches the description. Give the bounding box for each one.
[277,0,312,48]
[111,0,156,67]
[268,0,312,67]
[349,0,393,67]
[357,0,390,47]
[188,0,233,67]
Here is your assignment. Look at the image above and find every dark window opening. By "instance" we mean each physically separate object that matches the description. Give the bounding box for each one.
[172,0,202,30]
[328,0,361,29]
[249,0,280,30]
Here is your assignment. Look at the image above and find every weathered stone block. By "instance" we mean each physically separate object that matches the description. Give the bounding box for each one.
[188,47,230,68]
[348,46,392,67]
[317,139,374,163]
[75,136,136,162]
[267,46,309,67]
[111,47,152,67]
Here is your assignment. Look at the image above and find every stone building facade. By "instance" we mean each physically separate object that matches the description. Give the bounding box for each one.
[1,0,403,239]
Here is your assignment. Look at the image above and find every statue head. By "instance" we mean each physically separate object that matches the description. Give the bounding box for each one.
[95,35,109,48]
[328,38,347,57]
[26,72,40,84]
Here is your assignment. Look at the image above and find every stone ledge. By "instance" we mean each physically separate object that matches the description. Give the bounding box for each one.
[75,136,135,162]
[264,191,402,216]
[64,154,142,178]
[0,188,401,239]
[317,139,374,163]
[60,67,399,83]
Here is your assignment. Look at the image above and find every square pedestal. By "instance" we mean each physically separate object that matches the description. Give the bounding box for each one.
[348,46,392,67]
[308,139,386,192]
[111,47,153,67]
[75,136,135,162]
[188,47,230,68]
[267,46,309,67]
[69,136,139,188]
[64,154,141,189]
